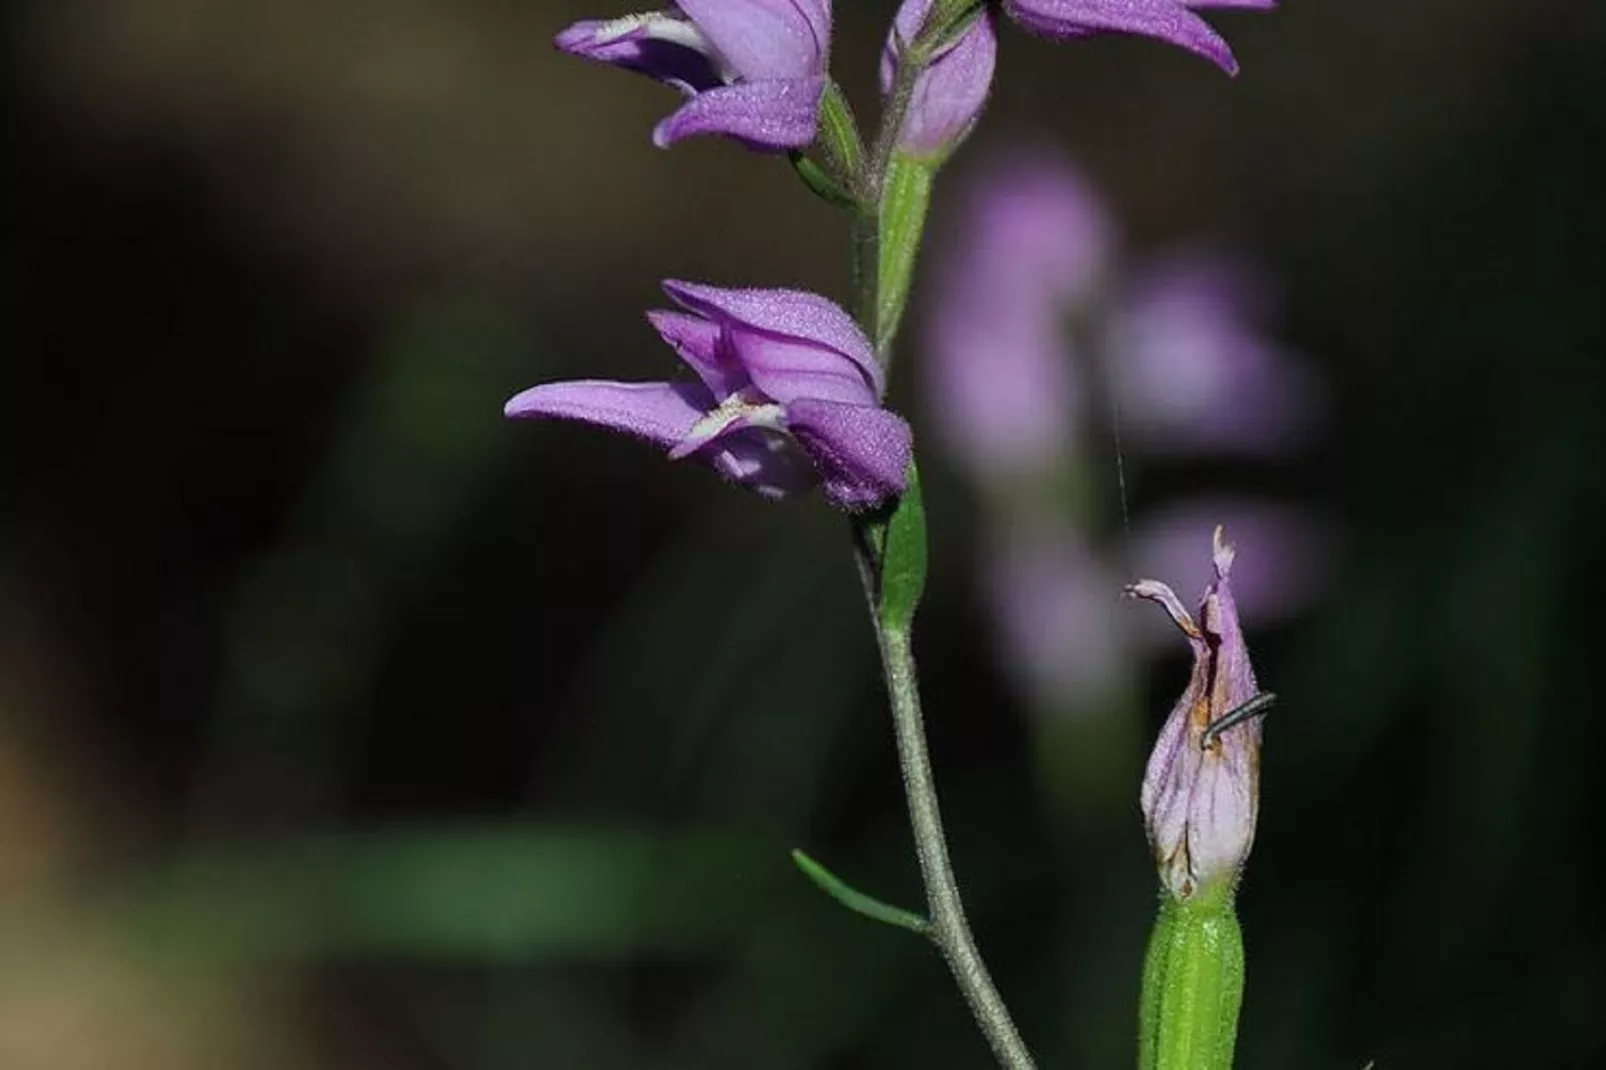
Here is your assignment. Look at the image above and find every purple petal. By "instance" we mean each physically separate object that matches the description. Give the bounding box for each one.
[555,14,726,92]
[645,309,746,398]
[1003,0,1239,75]
[1185,738,1258,890]
[1126,578,1203,642]
[652,74,826,149]
[1138,653,1205,882]
[881,0,931,93]
[678,0,831,81]
[730,329,880,406]
[1201,526,1258,714]
[883,1,998,156]
[701,427,819,499]
[662,280,883,399]
[785,398,913,509]
[504,379,711,449]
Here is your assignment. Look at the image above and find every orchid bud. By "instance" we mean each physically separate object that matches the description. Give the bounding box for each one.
[1129,526,1263,901]
[882,0,998,160]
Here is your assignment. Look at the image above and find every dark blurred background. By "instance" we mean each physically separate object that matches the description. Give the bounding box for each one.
[5,1,1604,1067]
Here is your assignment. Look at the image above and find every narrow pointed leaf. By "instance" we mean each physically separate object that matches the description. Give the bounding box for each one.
[876,460,929,633]
[791,849,931,936]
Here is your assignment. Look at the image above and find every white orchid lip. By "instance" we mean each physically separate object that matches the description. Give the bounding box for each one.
[590,11,741,84]
[667,389,787,460]
[555,3,829,150]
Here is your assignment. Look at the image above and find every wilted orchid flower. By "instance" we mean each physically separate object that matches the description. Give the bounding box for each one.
[1001,0,1275,75]
[505,281,911,510]
[555,2,832,149]
[1129,527,1262,900]
[883,0,999,159]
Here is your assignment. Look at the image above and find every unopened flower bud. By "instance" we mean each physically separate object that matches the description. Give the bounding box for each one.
[882,0,998,160]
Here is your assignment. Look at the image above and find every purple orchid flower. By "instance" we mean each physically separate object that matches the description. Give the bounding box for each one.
[882,0,999,159]
[1000,0,1275,76]
[505,281,911,510]
[1130,527,1262,900]
[555,2,832,149]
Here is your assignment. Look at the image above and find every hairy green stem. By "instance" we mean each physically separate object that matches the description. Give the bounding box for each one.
[852,212,881,334]
[840,14,1036,1062]
[871,614,1037,1069]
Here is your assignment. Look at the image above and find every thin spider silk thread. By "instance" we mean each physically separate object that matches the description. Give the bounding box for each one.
[1108,375,1134,564]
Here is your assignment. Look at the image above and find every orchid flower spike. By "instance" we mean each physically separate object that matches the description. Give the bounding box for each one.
[1129,526,1264,901]
[883,0,999,160]
[505,281,913,510]
[556,2,832,149]
[1001,0,1276,76]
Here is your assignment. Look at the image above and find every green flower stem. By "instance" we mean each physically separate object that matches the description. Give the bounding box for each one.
[870,599,1037,1070]
[1138,883,1245,1070]
[876,155,935,357]
[852,212,881,336]
[836,27,1034,1056]
[850,481,1033,1069]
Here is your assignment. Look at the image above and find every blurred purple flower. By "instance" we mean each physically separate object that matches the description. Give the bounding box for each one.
[555,2,832,149]
[1000,0,1274,76]
[882,0,999,159]
[985,525,1126,706]
[1131,527,1262,900]
[923,145,1323,713]
[927,151,1111,477]
[506,281,911,509]
[1109,252,1315,455]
